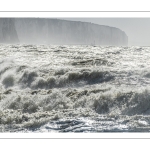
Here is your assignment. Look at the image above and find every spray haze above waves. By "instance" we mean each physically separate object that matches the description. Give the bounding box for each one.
[1,45,150,132]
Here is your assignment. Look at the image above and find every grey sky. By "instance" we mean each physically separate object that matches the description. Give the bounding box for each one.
[61,18,150,46]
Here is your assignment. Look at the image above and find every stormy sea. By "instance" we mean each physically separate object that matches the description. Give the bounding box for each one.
[0,44,150,132]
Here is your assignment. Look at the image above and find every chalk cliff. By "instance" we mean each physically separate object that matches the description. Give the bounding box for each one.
[0,18,128,46]
[0,18,19,43]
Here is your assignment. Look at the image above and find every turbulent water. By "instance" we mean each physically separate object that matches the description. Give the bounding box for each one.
[1,44,150,132]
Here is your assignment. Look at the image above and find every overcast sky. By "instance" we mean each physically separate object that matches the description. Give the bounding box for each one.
[61,18,150,46]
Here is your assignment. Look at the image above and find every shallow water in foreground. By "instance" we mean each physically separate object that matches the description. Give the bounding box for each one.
[1,44,150,132]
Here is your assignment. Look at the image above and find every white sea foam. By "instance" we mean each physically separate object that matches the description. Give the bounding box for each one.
[1,44,150,132]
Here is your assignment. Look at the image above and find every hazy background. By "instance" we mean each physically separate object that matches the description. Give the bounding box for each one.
[61,18,150,46]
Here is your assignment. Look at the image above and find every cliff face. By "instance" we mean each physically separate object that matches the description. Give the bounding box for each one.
[0,18,128,46]
[0,18,19,43]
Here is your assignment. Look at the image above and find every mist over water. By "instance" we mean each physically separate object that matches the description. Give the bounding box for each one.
[1,44,150,132]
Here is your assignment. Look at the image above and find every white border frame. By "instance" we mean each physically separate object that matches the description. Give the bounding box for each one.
[1,11,150,139]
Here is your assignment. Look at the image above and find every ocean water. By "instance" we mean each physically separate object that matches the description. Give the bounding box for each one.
[1,44,150,132]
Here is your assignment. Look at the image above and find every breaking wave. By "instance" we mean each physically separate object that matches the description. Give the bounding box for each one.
[1,44,150,132]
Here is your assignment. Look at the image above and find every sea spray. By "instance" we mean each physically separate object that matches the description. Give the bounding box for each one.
[0,45,150,132]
